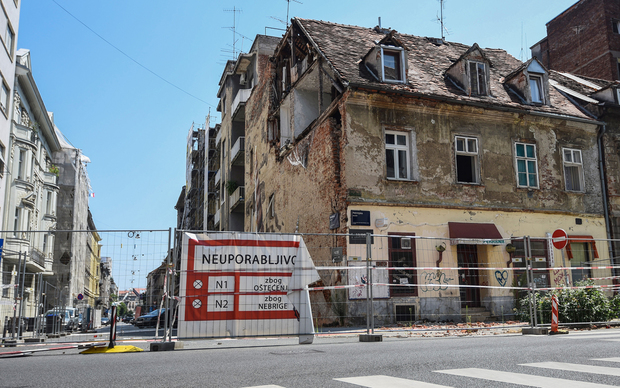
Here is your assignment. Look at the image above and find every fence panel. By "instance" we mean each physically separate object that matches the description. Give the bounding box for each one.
[0,229,172,344]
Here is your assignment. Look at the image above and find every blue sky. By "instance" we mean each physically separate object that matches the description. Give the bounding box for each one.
[18,0,578,231]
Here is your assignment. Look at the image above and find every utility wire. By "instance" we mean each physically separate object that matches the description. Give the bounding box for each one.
[51,0,213,107]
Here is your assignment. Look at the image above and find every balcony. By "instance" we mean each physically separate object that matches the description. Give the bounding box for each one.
[232,88,252,121]
[229,186,245,211]
[231,137,245,166]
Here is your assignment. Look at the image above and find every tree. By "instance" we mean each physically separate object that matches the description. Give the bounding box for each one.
[117,302,127,317]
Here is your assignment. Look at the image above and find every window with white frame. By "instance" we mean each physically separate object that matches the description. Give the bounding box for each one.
[529,75,544,104]
[45,191,52,215]
[515,142,538,188]
[563,148,584,192]
[468,61,487,95]
[17,149,24,180]
[381,46,405,83]
[4,22,13,57]
[455,136,479,184]
[0,79,8,116]
[13,207,20,236]
[385,130,411,180]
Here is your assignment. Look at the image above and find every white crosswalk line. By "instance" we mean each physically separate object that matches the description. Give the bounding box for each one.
[334,375,451,388]
[438,367,618,387]
[558,333,620,340]
[522,361,620,376]
[594,357,620,363]
[242,385,286,388]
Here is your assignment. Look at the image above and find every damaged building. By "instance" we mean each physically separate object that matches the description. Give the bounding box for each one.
[212,18,612,323]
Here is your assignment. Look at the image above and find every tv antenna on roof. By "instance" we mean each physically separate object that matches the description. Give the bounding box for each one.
[223,7,243,59]
[436,0,449,42]
[280,0,302,28]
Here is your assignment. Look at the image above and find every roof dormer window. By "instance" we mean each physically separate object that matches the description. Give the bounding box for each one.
[529,74,544,104]
[381,46,405,83]
[468,61,487,96]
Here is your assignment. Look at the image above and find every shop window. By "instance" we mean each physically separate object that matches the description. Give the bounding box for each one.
[512,239,549,288]
[388,233,417,297]
[566,236,599,283]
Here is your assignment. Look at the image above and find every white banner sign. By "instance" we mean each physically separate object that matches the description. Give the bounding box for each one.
[179,233,320,343]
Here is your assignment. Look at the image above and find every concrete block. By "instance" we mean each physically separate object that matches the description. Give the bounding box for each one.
[522,327,548,335]
[149,341,180,351]
[359,334,383,342]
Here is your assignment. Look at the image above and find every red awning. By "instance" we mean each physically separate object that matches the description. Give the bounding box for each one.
[448,222,504,240]
[566,235,599,260]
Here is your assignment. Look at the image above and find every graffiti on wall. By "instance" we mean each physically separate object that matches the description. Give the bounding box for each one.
[494,270,508,287]
[420,271,454,292]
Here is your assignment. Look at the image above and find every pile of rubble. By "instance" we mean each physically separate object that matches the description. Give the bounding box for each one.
[376,321,527,337]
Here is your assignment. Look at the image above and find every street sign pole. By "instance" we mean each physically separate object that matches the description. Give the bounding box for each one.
[552,229,569,287]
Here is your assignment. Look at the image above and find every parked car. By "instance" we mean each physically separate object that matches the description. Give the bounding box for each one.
[101,316,110,325]
[134,309,176,328]
[122,316,133,323]
[45,308,73,331]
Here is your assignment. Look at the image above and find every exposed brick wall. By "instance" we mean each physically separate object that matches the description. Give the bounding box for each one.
[545,0,620,80]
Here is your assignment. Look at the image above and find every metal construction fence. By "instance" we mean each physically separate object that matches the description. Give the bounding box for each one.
[1,229,173,343]
[175,231,620,338]
[2,228,620,344]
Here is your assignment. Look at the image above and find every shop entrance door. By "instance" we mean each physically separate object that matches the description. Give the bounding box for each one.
[457,244,481,308]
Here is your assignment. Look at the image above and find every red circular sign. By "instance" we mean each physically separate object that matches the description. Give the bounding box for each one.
[552,229,568,250]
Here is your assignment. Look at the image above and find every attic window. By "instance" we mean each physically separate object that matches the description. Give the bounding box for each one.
[468,61,487,95]
[529,75,544,104]
[381,46,405,83]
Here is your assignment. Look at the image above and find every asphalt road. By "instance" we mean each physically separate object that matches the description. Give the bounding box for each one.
[2,328,620,387]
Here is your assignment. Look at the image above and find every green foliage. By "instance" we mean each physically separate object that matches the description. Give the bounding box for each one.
[226,180,239,195]
[49,165,59,176]
[117,302,127,317]
[515,280,615,324]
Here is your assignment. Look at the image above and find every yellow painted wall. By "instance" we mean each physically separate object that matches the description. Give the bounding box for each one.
[347,205,611,300]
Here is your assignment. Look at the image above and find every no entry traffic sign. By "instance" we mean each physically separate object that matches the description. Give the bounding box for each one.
[552,229,568,250]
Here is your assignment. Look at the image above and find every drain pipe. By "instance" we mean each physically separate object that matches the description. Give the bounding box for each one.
[597,123,614,261]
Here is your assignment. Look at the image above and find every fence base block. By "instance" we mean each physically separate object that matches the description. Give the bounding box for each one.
[24,338,45,343]
[522,327,548,335]
[359,334,383,342]
[149,342,179,351]
[1,339,24,347]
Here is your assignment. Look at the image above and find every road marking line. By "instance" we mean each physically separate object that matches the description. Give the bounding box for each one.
[593,358,620,363]
[242,385,285,388]
[334,375,450,387]
[521,362,620,377]
[438,368,618,387]
[555,333,620,339]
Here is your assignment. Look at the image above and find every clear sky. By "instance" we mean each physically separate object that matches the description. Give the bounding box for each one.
[17,0,579,232]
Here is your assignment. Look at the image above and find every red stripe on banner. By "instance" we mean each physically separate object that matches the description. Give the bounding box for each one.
[193,239,299,248]
[186,238,299,272]
[202,310,298,321]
